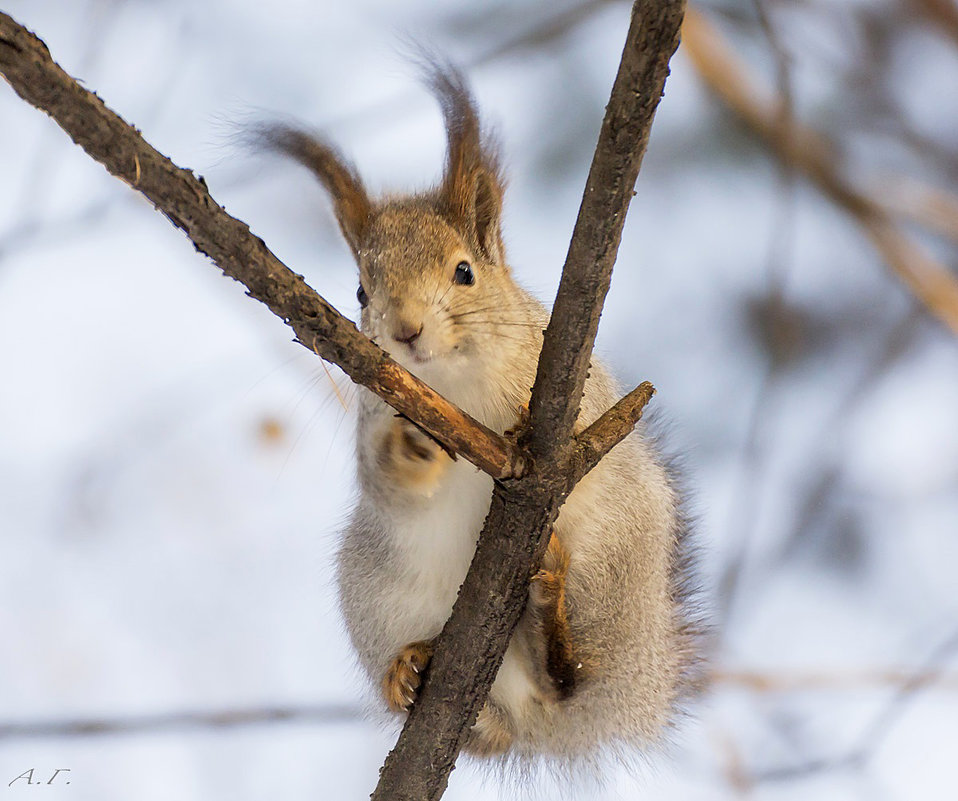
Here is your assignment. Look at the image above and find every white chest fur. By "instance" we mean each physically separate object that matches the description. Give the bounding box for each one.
[388,457,491,631]
[383,451,540,713]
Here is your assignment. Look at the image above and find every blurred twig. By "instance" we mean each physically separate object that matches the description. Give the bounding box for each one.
[750,626,958,782]
[4,665,955,742]
[911,0,958,48]
[876,176,958,244]
[682,8,958,335]
[0,705,362,739]
[714,668,958,692]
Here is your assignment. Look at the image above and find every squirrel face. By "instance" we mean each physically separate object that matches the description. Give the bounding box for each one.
[261,66,526,380]
[356,205,501,371]
[261,67,539,414]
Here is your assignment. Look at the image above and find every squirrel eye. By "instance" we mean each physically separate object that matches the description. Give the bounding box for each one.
[357,284,368,308]
[454,261,474,286]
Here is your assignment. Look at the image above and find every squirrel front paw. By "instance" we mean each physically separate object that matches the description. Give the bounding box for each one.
[396,416,443,461]
[383,416,450,494]
[503,401,530,441]
[383,640,435,713]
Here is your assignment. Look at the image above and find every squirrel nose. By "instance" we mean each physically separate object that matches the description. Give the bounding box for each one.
[394,319,423,346]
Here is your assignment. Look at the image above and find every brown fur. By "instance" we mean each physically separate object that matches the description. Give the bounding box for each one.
[257,126,371,257]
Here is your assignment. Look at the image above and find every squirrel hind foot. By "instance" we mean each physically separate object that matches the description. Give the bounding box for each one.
[463,703,514,757]
[529,531,584,700]
[382,639,435,713]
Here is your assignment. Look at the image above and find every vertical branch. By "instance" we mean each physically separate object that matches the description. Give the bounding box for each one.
[527,0,686,465]
[370,2,686,799]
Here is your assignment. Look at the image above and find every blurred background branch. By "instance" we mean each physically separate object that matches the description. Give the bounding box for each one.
[683,7,958,334]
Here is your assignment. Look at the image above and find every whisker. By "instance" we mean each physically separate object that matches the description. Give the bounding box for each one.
[434,280,455,309]
[448,307,507,319]
[450,329,533,345]
[447,302,515,317]
[453,319,542,329]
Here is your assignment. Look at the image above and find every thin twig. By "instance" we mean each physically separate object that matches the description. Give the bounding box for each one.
[713,668,958,692]
[749,627,958,783]
[6,665,958,742]
[875,175,958,245]
[570,381,656,483]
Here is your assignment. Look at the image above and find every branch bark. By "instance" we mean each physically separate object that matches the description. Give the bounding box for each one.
[0,5,680,799]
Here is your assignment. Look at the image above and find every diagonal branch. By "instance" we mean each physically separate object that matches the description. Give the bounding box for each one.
[0,11,522,482]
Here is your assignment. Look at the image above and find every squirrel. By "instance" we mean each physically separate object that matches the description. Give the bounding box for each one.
[263,64,702,764]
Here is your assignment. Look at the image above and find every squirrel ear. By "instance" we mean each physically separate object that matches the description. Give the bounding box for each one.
[428,64,505,265]
[471,168,504,265]
[256,124,372,260]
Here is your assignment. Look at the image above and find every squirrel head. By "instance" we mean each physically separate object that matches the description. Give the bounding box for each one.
[263,66,536,403]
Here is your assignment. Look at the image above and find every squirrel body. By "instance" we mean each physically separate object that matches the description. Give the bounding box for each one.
[267,66,700,763]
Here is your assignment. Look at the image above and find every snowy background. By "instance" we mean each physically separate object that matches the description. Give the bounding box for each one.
[2,0,957,799]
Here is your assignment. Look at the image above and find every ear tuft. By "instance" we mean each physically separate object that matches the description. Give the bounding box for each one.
[255,123,372,260]
[421,60,506,265]
[472,169,505,265]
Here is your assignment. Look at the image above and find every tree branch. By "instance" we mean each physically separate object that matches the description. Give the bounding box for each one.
[571,381,656,484]
[371,2,684,799]
[0,11,523,482]
[526,7,678,464]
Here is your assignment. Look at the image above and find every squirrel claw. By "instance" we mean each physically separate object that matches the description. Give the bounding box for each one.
[503,401,531,441]
[383,640,435,714]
